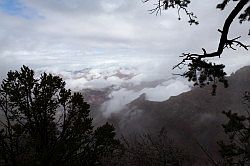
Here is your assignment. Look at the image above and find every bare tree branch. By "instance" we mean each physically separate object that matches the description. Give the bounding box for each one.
[174,0,249,70]
[142,0,198,24]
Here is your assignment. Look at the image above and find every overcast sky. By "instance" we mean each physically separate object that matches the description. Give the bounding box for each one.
[0,0,249,79]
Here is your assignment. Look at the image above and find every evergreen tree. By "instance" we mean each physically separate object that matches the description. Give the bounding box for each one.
[218,92,250,165]
[0,66,120,166]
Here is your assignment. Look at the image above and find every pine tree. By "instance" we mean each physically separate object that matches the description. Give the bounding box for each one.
[218,92,250,165]
[0,66,120,166]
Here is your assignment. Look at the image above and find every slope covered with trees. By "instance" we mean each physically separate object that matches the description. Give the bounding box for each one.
[108,66,250,164]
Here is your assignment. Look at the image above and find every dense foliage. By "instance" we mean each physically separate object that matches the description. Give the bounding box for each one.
[0,66,120,166]
[218,92,250,165]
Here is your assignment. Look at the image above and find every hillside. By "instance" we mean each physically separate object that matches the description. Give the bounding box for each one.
[109,66,250,160]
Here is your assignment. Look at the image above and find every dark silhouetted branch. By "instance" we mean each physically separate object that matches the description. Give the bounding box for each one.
[173,0,249,70]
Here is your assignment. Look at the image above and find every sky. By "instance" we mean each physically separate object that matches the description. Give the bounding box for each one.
[0,0,249,99]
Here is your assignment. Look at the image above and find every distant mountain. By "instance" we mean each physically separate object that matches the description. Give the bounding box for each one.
[108,66,250,160]
[44,64,250,161]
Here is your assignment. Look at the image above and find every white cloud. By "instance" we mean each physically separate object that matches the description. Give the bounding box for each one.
[101,87,150,117]
[98,77,191,117]
[144,80,191,101]
[0,0,248,75]
[0,0,249,114]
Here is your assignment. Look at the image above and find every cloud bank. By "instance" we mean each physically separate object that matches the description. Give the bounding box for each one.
[0,0,249,116]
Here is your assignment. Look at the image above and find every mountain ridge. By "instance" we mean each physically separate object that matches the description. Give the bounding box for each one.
[108,66,250,159]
